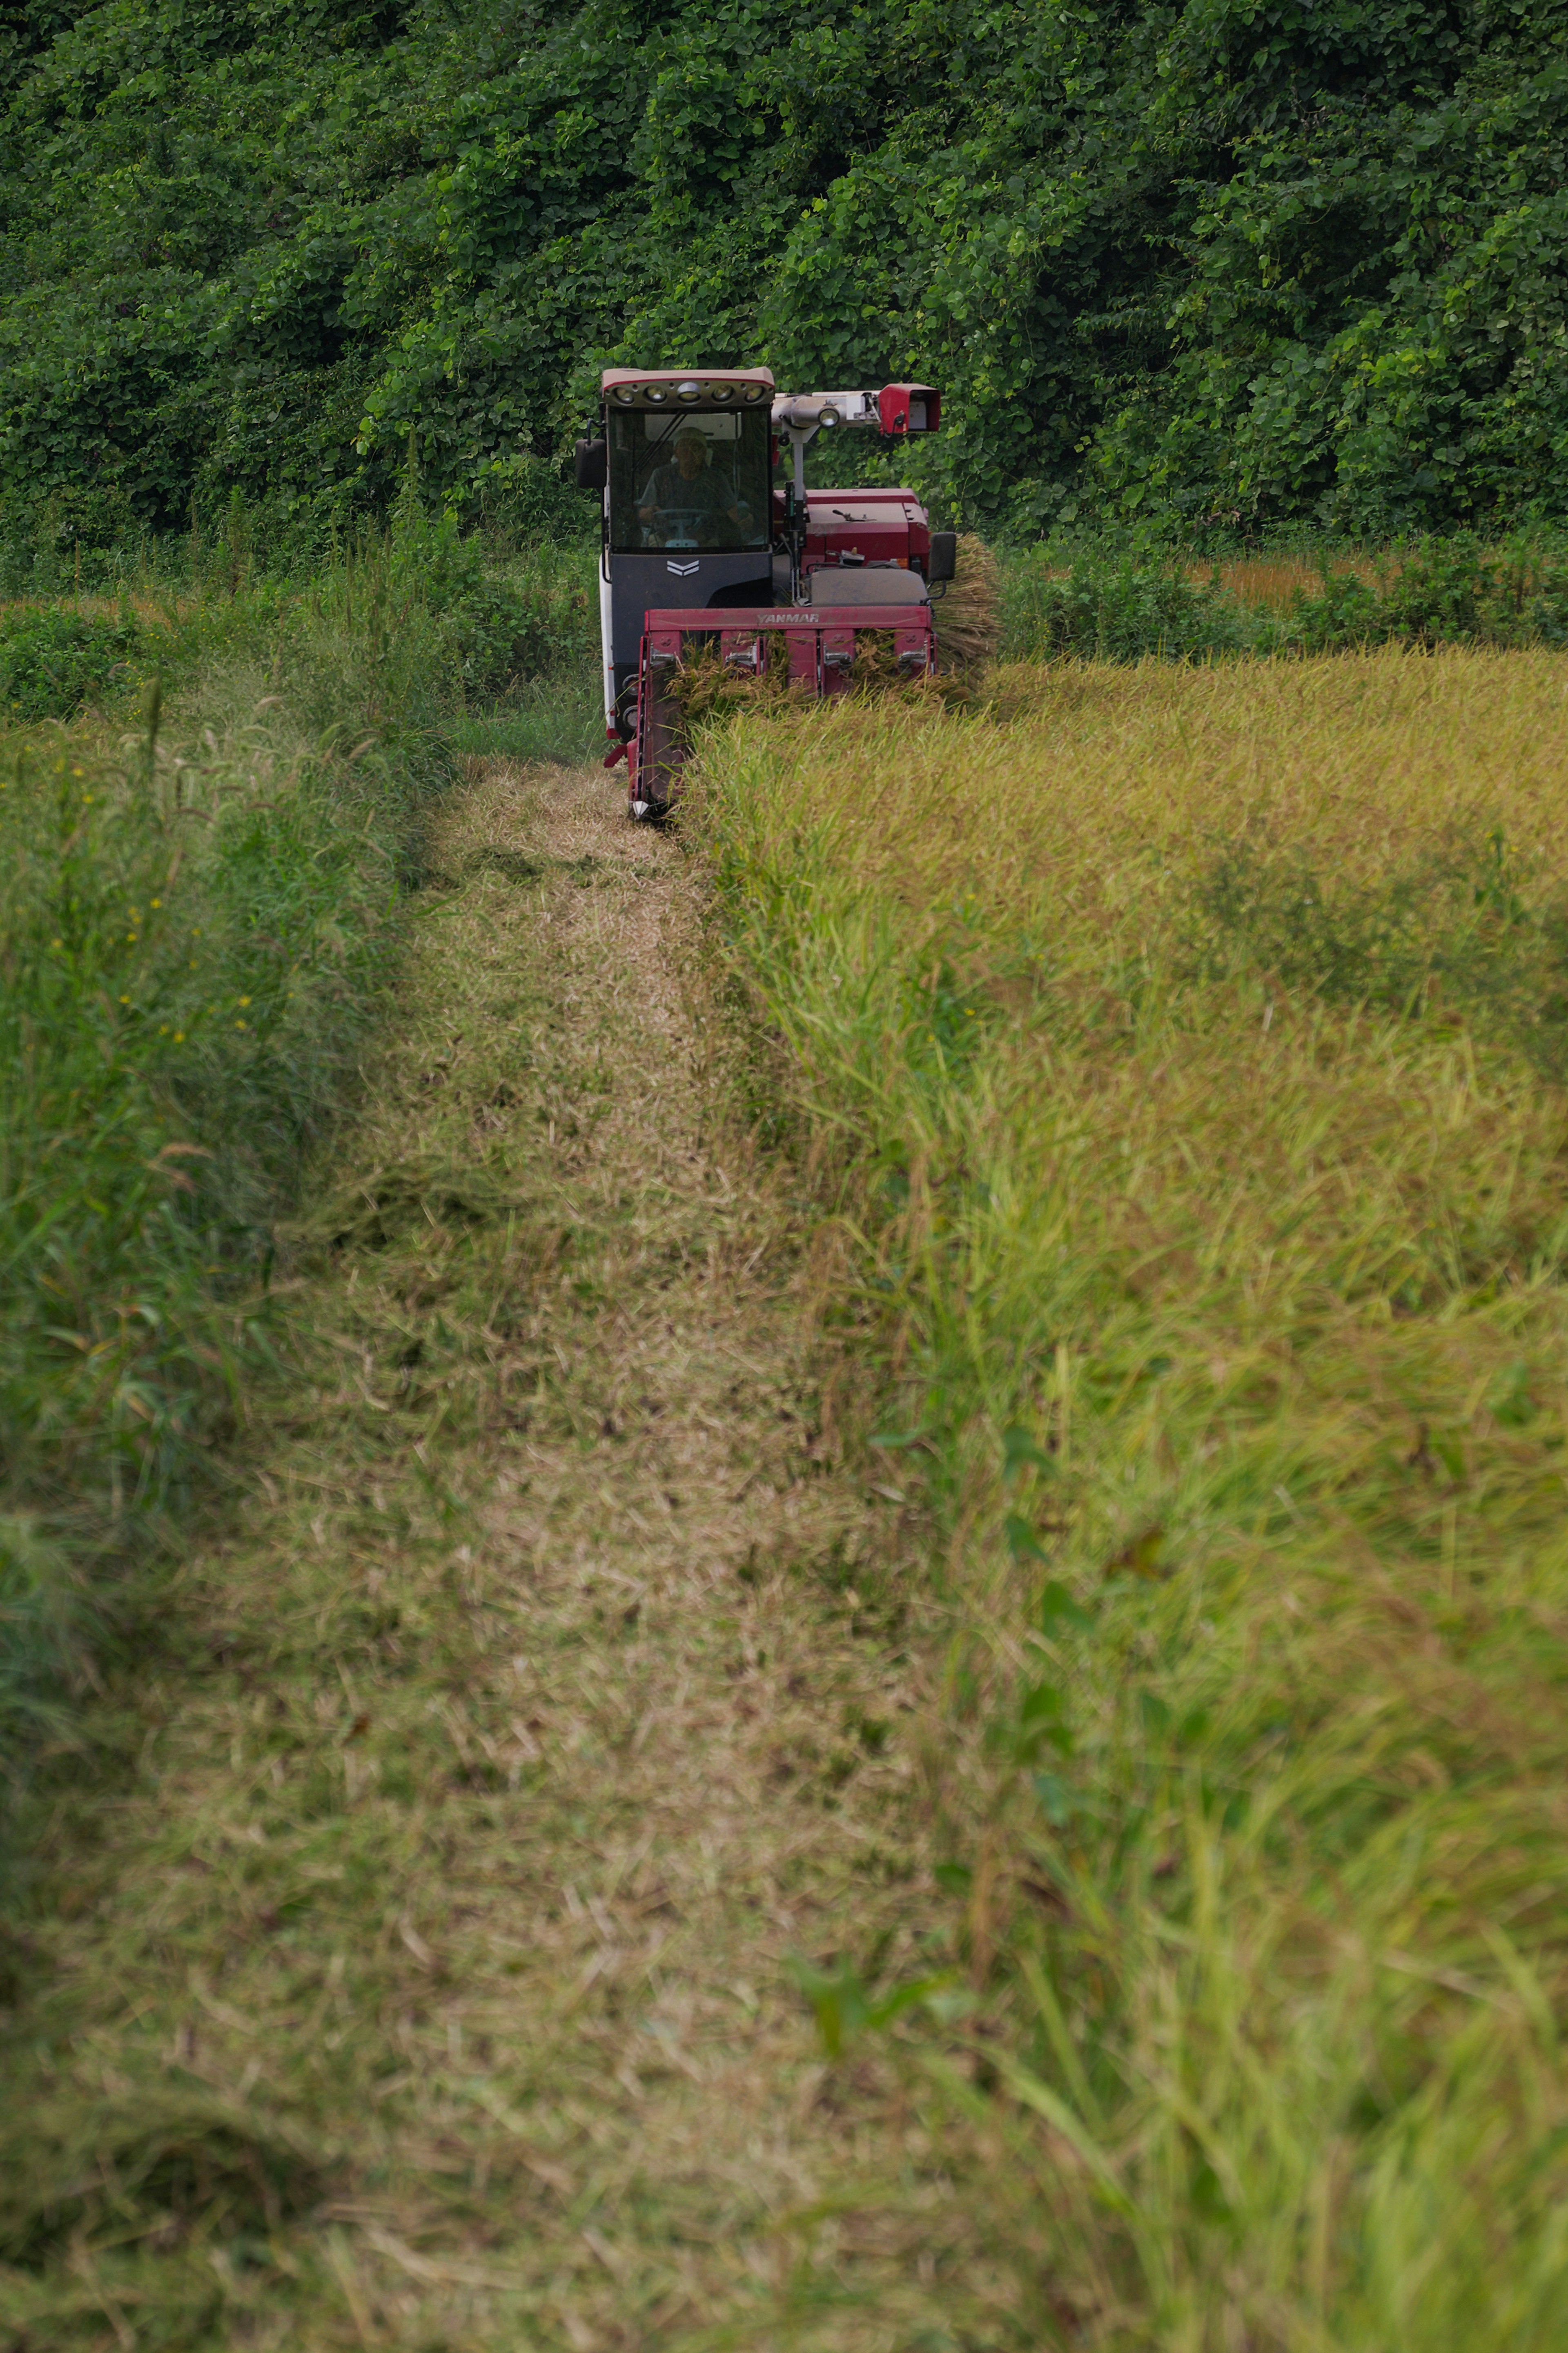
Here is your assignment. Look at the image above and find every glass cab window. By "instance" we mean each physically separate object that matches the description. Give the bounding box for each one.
[608,408,772,553]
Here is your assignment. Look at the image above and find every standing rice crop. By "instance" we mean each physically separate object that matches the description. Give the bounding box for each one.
[689,646,1568,2349]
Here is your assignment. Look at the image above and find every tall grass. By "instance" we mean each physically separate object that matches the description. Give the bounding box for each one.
[691,648,1568,2348]
[0,506,600,725]
[0,517,601,1796]
[1,706,412,1778]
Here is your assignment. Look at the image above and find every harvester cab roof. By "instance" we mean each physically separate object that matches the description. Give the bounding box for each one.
[577,368,953,819]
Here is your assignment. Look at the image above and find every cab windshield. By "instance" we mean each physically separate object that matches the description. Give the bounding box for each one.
[607,407,772,554]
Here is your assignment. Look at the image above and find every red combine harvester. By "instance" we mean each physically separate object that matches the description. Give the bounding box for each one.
[575,368,953,818]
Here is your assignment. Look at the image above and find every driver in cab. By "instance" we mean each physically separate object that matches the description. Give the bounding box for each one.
[638,428,741,546]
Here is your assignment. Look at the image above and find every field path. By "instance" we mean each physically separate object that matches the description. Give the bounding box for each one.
[8,761,986,2351]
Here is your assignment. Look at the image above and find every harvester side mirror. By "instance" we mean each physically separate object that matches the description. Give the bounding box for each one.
[575,437,607,492]
[928,531,957,585]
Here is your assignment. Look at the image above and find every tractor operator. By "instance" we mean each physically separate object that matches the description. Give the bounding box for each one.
[637,428,742,546]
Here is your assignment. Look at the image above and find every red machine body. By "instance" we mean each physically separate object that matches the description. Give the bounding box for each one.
[581,370,949,818]
[796,486,931,574]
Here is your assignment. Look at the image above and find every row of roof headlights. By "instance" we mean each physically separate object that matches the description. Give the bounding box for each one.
[610,381,770,406]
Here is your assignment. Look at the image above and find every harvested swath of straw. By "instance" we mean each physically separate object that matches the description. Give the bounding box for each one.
[930,531,1000,678]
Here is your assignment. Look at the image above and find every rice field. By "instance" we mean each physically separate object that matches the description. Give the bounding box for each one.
[691,646,1568,2348]
[10,546,1568,2346]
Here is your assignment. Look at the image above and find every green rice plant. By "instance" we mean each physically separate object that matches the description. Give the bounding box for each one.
[1188,828,1568,1082]
[0,1515,77,1778]
[689,645,1568,2347]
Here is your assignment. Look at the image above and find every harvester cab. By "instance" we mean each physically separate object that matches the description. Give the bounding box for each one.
[575,368,953,819]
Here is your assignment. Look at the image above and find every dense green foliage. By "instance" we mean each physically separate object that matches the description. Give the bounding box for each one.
[2,0,1564,543]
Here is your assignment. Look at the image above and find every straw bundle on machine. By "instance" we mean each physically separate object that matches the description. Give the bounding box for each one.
[931,533,1000,680]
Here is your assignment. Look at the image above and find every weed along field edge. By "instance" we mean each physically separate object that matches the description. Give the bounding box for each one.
[5,626,1568,2347]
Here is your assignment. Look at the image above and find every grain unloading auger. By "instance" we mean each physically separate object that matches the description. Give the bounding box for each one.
[574,367,953,819]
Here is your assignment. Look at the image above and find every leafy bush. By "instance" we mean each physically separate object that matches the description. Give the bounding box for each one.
[1292,535,1568,652]
[383,502,596,695]
[0,610,140,720]
[998,534,1568,664]
[1003,548,1263,662]
[475,450,598,551]
[441,559,596,697]
[3,1,1567,534]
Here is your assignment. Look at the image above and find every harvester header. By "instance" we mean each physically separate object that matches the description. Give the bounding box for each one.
[577,369,951,819]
